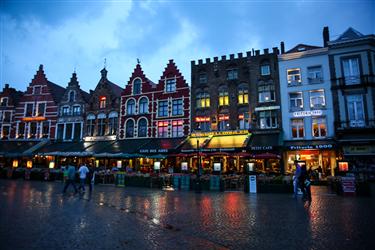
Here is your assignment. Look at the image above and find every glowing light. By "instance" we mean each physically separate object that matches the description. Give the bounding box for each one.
[27,160,33,168]
[49,161,55,169]
[12,160,18,168]
[22,117,46,121]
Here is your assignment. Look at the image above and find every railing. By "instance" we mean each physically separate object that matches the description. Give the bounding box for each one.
[308,77,324,84]
[335,119,375,129]
[332,75,375,89]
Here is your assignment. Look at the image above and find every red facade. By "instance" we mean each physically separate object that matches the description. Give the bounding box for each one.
[0,84,23,139]
[14,65,65,140]
[120,60,190,139]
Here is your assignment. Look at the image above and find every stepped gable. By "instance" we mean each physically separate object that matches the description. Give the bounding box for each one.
[122,63,156,95]
[31,65,65,103]
[65,72,90,103]
[158,59,188,88]
[96,67,124,97]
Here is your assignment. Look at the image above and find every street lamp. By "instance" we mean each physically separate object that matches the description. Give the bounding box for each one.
[196,139,202,193]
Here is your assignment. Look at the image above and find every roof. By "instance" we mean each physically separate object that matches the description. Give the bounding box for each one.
[47,81,66,103]
[97,67,124,98]
[285,44,322,54]
[333,27,364,42]
[0,141,43,157]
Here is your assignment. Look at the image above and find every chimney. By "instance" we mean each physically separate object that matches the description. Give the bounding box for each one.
[280,41,285,54]
[5,84,9,89]
[323,26,330,47]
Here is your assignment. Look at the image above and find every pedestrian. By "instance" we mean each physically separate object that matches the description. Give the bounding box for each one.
[293,161,302,198]
[62,161,78,194]
[87,164,96,193]
[78,163,89,192]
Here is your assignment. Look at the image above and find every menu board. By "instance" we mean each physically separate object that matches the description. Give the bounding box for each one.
[341,177,356,193]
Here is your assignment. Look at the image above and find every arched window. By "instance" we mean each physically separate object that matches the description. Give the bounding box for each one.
[126,119,134,138]
[133,79,141,95]
[127,99,136,115]
[139,97,148,114]
[138,118,147,137]
[69,90,76,102]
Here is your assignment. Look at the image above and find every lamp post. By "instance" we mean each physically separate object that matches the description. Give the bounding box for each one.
[196,139,202,193]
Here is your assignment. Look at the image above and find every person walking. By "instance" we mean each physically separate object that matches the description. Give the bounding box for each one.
[62,162,78,194]
[87,164,96,193]
[78,163,89,192]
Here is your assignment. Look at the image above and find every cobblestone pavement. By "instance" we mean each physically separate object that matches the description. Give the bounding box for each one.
[0,179,374,250]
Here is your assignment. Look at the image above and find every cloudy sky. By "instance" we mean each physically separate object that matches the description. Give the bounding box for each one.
[1,0,374,92]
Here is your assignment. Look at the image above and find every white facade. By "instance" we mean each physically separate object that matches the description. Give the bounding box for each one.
[278,47,334,141]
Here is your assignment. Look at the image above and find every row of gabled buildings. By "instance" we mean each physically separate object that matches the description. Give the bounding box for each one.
[1,27,374,177]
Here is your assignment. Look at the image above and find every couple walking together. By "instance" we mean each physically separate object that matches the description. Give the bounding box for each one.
[62,162,93,194]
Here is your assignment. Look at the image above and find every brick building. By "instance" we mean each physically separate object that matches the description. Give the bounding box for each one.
[0,84,23,139]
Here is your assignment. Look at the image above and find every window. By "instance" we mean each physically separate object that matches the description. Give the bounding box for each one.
[37,103,45,117]
[138,118,147,137]
[2,125,10,139]
[139,97,148,114]
[199,73,207,84]
[196,92,210,108]
[312,117,327,138]
[287,68,301,85]
[33,86,41,94]
[127,99,136,115]
[219,89,229,106]
[307,66,323,84]
[25,103,34,117]
[69,91,76,102]
[227,69,238,80]
[261,65,270,76]
[289,92,303,110]
[73,105,81,116]
[259,111,278,129]
[238,112,250,130]
[342,57,360,84]
[3,111,11,123]
[347,95,365,127]
[18,123,25,139]
[29,122,37,138]
[65,123,73,140]
[125,120,134,138]
[291,118,304,139]
[258,85,275,103]
[41,121,50,138]
[133,79,141,95]
[73,123,81,141]
[310,90,325,108]
[86,115,95,136]
[172,99,183,116]
[62,106,70,116]
[195,117,210,131]
[57,124,64,140]
[158,100,168,117]
[158,121,169,137]
[97,114,106,136]
[99,96,106,109]
[238,87,248,104]
[172,120,183,137]
[166,79,176,92]
[218,114,229,131]
[0,97,8,107]
[108,112,118,135]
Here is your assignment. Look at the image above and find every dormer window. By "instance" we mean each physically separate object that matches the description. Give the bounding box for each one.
[166,78,176,92]
[0,97,8,107]
[99,96,106,109]
[33,86,41,94]
[133,79,141,95]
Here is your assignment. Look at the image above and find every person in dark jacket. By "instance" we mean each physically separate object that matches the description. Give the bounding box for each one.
[62,161,78,194]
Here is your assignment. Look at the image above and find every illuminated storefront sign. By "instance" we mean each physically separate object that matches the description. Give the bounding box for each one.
[139,149,168,153]
[22,117,46,122]
[293,110,322,117]
[251,146,273,150]
[191,130,249,137]
[288,144,333,150]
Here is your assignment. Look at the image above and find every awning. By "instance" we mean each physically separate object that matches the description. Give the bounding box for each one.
[37,141,98,157]
[0,140,47,157]
[180,136,211,152]
[206,134,249,150]
[138,138,186,154]
[284,139,336,150]
[252,152,281,159]
[248,133,282,151]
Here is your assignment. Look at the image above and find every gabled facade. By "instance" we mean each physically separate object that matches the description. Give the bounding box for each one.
[119,60,190,139]
[14,65,65,140]
[328,27,375,170]
[56,72,90,141]
[85,68,124,141]
[0,84,23,139]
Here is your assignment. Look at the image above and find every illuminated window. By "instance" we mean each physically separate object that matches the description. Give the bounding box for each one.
[227,69,238,80]
[261,65,270,76]
[138,118,147,137]
[25,103,34,117]
[172,120,183,137]
[238,112,250,129]
[307,66,323,84]
[125,119,134,138]
[312,117,326,138]
[291,118,304,139]
[238,87,248,104]
[158,101,168,117]
[0,97,8,107]
[166,79,176,92]
[133,79,141,95]
[196,92,210,108]
[29,122,37,138]
[258,85,275,103]
[219,89,229,106]
[289,92,303,110]
[172,99,183,116]
[195,117,210,131]
[127,99,136,115]
[310,90,325,108]
[199,73,207,84]
[158,121,169,138]
[69,91,76,102]
[72,105,81,116]
[139,97,148,114]
[218,114,229,131]
[18,123,25,139]
[342,57,360,85]
[37,103,45,117]
[259,111,278,129]
[99,96,106,109]
[287,68,301,85]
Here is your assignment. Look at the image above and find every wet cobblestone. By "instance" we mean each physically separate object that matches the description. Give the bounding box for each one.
[0,179,374,250]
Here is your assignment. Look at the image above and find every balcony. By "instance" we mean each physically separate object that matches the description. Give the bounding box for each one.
[308,77,324,84]
[335,119,375,130]
[331,75,375,90]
